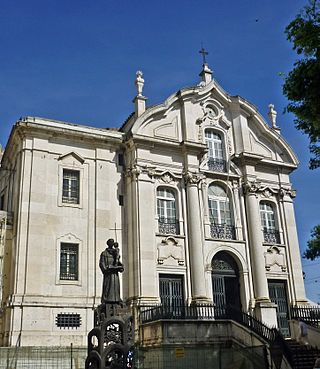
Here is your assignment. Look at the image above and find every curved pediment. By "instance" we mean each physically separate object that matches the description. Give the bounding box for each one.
[124,78,298,168]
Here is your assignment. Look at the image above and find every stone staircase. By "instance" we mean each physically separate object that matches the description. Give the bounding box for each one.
[286,339,320,369]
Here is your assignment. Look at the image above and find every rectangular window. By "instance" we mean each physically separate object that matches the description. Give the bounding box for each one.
[62,169,80,204]
[60,243,78,280]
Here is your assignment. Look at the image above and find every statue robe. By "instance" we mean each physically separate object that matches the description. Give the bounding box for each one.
[99,248,122,304]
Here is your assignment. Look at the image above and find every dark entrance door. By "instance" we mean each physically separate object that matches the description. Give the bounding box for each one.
[212,252,241,311]
[268,280,290,337]
[159,274,184,317]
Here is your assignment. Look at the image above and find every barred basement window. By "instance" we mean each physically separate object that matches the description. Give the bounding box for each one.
[60,243,79,280]
[56,313,81,329]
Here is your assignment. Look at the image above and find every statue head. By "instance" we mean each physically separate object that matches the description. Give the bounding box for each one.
[106,239,114,248]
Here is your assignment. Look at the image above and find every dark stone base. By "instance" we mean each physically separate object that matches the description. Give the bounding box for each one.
[85,303,133,369]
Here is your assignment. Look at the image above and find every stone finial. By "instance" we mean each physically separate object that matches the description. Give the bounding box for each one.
[268,104,280,132]
[135,70,144,96]
[133,70,147,117]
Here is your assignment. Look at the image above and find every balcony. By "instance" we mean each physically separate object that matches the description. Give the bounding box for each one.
[208,158,226,172]
[210,223,236,240]
[158,218,179,235]
[263,228,280,244]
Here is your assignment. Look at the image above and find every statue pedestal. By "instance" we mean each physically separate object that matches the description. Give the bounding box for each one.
[85,303,134,369]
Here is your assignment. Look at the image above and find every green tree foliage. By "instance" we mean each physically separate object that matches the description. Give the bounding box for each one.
[283,1,320,260]
[283,0,320,169]
[303,225,320,260]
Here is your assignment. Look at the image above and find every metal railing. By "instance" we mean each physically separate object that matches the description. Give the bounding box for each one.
[263,228,280,244]
[208,158,226,172]
[291,305,320,328]
[158,218,179,235]
[210,223,236,240]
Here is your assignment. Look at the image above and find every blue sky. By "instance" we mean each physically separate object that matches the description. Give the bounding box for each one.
[0,0,319,302]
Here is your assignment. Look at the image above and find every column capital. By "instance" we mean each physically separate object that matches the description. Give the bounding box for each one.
[125,165,141,179]
[184,171,204,186]
[242,180,262,195]
[279,187,296,201]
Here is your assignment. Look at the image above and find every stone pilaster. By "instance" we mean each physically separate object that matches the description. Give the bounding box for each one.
[279,189,307,305]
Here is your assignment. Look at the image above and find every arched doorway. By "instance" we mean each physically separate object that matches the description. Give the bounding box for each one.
[211,252,241,309]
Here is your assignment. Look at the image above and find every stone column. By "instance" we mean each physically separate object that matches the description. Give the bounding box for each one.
[185,172,209,304]
[244,181,278,327]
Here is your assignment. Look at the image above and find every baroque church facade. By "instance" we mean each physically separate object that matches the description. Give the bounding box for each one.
[0,62,307,346]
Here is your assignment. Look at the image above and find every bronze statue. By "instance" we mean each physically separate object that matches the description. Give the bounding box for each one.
[99,238,124,304]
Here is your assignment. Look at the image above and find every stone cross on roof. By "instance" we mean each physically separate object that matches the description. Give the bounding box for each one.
[199,47,208,65]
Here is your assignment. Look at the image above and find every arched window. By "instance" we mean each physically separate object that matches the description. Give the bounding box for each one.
[157,188,179,235]
[260,202,280,243]
[205,130,226,172]
[208,184,235,240]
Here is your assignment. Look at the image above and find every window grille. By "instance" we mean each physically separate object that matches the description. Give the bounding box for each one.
[60,243,78,280]
[56,313,81,329]
[62,169,80,204]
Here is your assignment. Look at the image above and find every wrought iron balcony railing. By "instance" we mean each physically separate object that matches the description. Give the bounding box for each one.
[158,218,180,235]
[208,158,226,172]
[210,223,236,240]
[263,228,280,244]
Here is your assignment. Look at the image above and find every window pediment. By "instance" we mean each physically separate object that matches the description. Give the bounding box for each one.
[58,151,85,165]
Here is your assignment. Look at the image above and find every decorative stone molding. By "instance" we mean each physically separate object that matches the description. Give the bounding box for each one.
[264,246,286,272]
[242,180,262,195]
[243,181,296,200]
[195,99,229,141]
[161,173,173,184]
[262,188,273,198]
[183,171,204,186]
[279,187,296,199]
[151,170,182,183]
[200,100,226,125]
[157,237,184,265]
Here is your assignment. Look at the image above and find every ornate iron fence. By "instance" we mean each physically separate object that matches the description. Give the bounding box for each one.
[263,228,280,244]
[208,158,226,172]
[210,223,236,240]
[158,218,179,235]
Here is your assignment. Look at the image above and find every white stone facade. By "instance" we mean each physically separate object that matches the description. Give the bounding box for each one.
[0,66,307,346]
